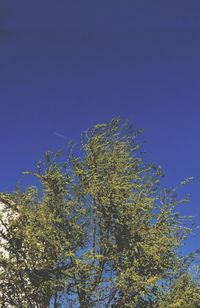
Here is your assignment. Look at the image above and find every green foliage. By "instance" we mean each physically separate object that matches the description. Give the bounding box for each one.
[159,273,200,308]
[0,118,199,307]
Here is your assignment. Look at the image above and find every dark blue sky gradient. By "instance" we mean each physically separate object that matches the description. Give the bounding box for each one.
[1,1,200,251]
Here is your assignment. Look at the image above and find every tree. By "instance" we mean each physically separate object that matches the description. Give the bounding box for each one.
[158,270,200,308]
[0,118,199,307]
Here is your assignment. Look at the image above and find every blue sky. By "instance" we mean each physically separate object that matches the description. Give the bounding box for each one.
[1,1,200,251]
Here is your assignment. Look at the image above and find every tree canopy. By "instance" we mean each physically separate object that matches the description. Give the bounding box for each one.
[0,118,199,307]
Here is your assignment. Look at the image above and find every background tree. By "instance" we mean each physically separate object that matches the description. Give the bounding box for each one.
[0,118,199,307]
[159,272,200,308]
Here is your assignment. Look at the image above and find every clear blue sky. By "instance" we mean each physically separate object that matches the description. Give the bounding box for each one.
[1,1,200,251]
